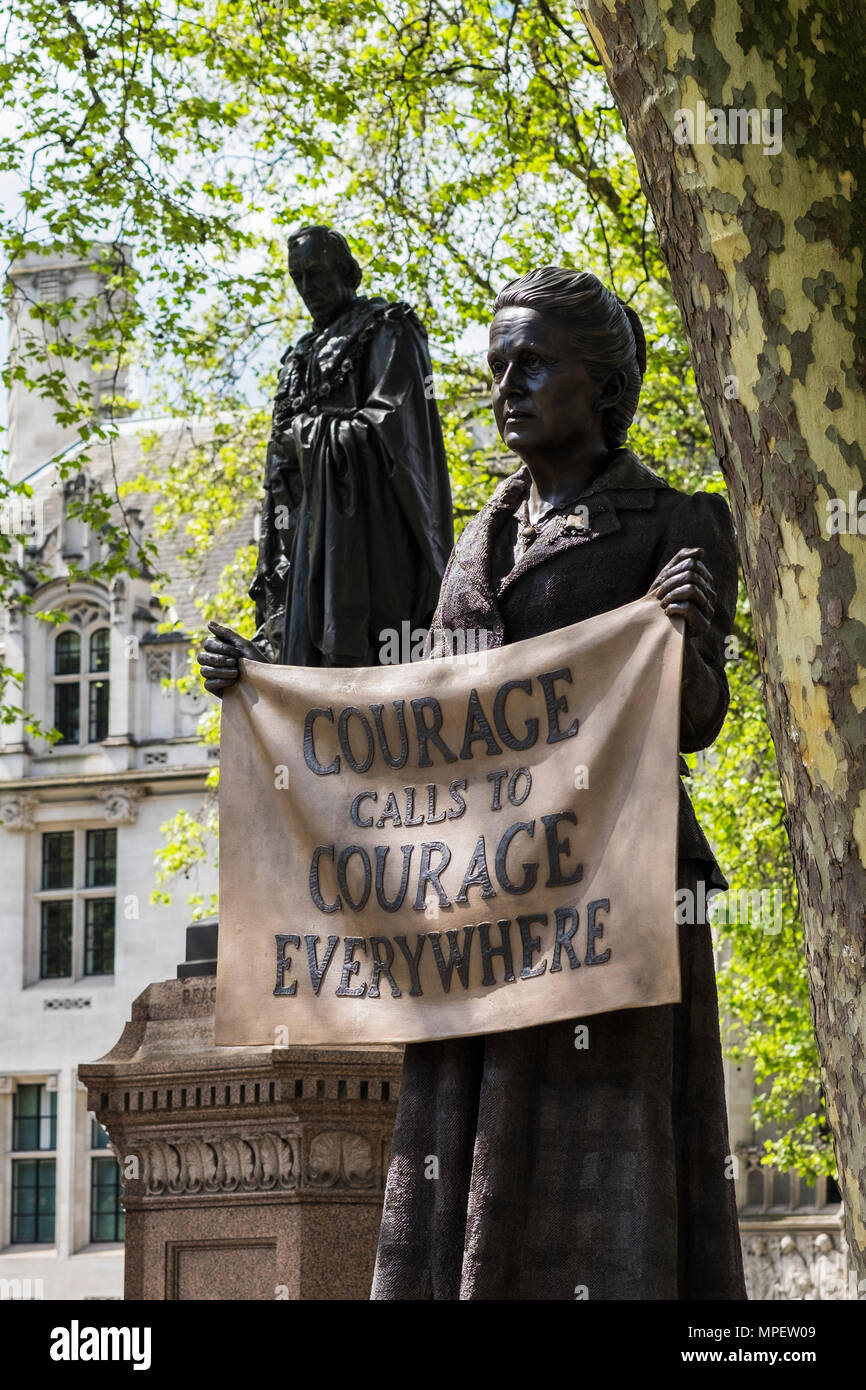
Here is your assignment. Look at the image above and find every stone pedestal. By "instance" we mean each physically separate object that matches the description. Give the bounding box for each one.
[78,977,402,1300]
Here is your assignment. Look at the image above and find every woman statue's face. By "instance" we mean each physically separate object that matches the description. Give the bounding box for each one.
[487,307,606,465]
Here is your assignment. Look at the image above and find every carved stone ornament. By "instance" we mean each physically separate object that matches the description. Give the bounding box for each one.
[741,1229,850,1301]
[0,792,40,831]
[110,576,127,624]
[734,1144,763,1173]
[128,1134,297,1196]
[144,647,174,684]
[307,1130,373,1188]
[97,785,145,824]
[61,599,107,631]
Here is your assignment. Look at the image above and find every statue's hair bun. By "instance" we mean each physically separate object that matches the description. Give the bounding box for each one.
[619,302,647,378]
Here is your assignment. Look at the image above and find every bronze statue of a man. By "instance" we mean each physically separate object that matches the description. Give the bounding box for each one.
[200,224,453,688]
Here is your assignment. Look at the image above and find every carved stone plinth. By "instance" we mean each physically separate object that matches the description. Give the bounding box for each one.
[78,978,402,1301]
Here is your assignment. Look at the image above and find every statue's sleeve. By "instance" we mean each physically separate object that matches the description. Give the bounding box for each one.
[650,490,740,754]
[248,426,302,661]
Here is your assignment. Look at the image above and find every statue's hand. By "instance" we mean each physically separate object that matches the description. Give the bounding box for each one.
[198,621,269,698]
[647,547,716,638]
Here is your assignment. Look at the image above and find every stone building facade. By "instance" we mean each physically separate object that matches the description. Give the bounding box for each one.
[0,250,246,1298]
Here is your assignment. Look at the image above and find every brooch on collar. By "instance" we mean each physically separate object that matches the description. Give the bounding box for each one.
[519,500,591,553]
[519,522,538,552]
[550,511,592,543]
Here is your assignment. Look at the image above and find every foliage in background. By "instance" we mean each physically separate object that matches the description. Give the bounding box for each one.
[690,593,833,1180]
[0,0,831,1174]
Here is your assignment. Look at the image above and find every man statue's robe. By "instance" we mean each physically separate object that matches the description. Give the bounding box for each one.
[250,295,453,666]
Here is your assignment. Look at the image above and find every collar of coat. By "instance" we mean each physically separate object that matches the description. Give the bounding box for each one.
[282,295,412,363]
[450,446,672,617]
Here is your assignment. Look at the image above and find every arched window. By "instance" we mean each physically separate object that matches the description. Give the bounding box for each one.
[52,623,110,744]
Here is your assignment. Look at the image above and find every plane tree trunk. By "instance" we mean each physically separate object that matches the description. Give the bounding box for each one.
[580,0,866,1281]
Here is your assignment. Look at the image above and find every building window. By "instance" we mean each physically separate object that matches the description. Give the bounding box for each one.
[53,631,81,742]
[40,900,73,977]
[42,830,74,888]
[739,1149,845,1212]
[37,827,117,979]
[12,1159,56,1243]
[13,1084,57,1150]
[84,898,115,975]
[88,628,110,741]
[40,832,74,977]
[90,1157,125,1243]
[86,827,116,886]
[52,624,110,745]
[91,1117,110,1149]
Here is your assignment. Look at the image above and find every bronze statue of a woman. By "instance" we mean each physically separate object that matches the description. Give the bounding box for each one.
[369,267,747,1300]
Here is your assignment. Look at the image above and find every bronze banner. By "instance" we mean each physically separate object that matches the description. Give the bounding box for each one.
[215,596,684,1045]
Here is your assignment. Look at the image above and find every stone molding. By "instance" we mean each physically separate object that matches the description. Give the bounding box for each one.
[119,1128,380,1198]
[79,977,855,1301]
[130,1133,297,1196]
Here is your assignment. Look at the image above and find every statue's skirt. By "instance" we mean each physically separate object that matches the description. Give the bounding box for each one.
[370,859,747,1301]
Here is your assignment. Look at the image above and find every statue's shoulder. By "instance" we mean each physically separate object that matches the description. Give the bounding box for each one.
[278,299,376,364]
[279,331,316,365]
[359,295,428,340]
[278,297,423,366]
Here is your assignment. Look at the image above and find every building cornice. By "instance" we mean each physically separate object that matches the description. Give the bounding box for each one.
[0,765,215,795]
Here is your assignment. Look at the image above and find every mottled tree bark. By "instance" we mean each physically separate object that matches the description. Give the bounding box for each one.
[580,0,866,1279]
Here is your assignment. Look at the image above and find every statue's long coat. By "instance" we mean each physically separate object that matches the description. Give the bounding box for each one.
[371,449,748,1301]
[251,295,453,666]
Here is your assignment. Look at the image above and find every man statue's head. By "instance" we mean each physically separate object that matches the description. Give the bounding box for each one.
[287,225,362,329]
